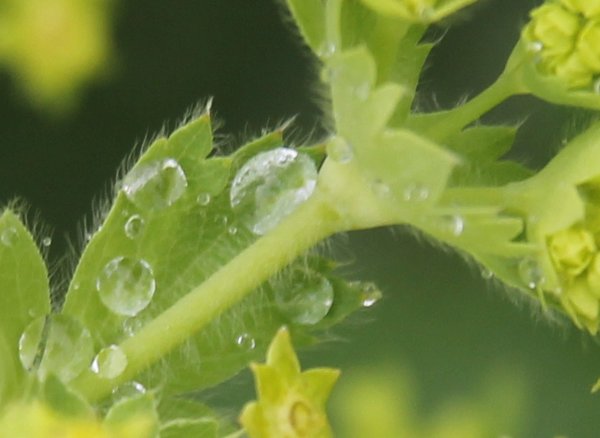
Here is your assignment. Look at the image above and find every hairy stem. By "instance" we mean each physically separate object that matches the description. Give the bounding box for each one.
[406,70,518,141]
[72,191,343,402]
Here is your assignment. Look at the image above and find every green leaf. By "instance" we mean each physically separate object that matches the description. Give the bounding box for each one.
[62,115,364,396]
[158,398,218,438]
[0,209,50,407]
[446,125,517,162]
[285,0,326,54]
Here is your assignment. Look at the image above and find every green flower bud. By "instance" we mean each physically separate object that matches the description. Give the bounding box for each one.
[548,226,596,276]
[561,0,600,17]
[526,4,579,60]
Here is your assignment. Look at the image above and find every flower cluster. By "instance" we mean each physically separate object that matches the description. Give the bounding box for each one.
[523,0,600,88]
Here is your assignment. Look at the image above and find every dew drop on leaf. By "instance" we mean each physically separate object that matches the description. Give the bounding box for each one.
[275,274,334,325]
[518,257,545,289]
[361,283,382,308]
[230,148,318,235]
[317,41,337,58]
[91,345,128,379]
[18,316,45,371]
[111,381,146,401]
[20,315,94,382]
[228,225,238,236]
[403,183,430,202]
[41,237,52,247]
[442,215,464,236]
[96,256,156,317]
[327,137,354,164]
[235,333,256,351]
[196,192,211,206]
[1,227,18,247]
[124,214,144,239]
[122,158,187,211]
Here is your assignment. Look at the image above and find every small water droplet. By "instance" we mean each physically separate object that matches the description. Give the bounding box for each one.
[318,41,337,58]
[230,148,318,235]
[91,345,128,379]
[96,256,156,317]
[442,215,464,236]
[1,227,18,247]
[327,137,353,164]
[527,41,543,53]
[122,158,187,211]
[518,257,545,289]
[235,333,256,351]
[482,269,494,280]
[372,180,391,198]
[111,381,146,400]
[41,237,52,247]
[84,232,93,242]
[196,192,211,206]
[124,215,144,239]
[403,183,430,202]
[275,274,334,325]
[228,225,238,235]
[20,315,94,382]
[361,283,382,307]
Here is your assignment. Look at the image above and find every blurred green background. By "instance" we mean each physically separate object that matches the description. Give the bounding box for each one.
[1,0,599,436]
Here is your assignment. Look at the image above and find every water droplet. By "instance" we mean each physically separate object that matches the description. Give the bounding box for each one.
[1,227,18,247]
[403,183,430,202]
[196,192,211,206]
[275,274,334,325]
[41,237,52,247]
[228,226,238,236]
[122,158,187,211]
[124,215,144,239]
[235,333,256,351]
[442,215,464,236]
[230,148,318,235]
[111,381,146,400]
[19,316,46,371]
[482,269,494,280]
[518,257,545,289]
[527,41,543,53]
[594,78,600,94]
[318,41,337,58]
[20,315,94,382]
[372,180,391,198]
[361,283,382,307]
[327,137,353,164]
[96,256,156,317]
[91,345,128,379]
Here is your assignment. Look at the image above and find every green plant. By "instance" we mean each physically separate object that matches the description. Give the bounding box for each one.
[3,0,600,436]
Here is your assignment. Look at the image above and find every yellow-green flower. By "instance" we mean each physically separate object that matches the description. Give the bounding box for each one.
[240,327,340,438]
[522,0,600,89]
[548,226,596,276]
[0,401,153,438]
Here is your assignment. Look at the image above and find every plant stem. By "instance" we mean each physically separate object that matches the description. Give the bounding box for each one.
[72,192,343,402]
[406,71,519,141]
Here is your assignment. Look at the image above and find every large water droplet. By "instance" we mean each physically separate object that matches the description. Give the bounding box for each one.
[235,333,256,351]
[518,257,545,289]
[327,137,353,164]
[20,315,94,382]
[275,274,334,325]
[91,345,128,379]
[18,316,46,371]
[96,256,156,317]
[122,158,187,211]
[1,227,18,247]
[124,215,144,239]
[230,148,318,235]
